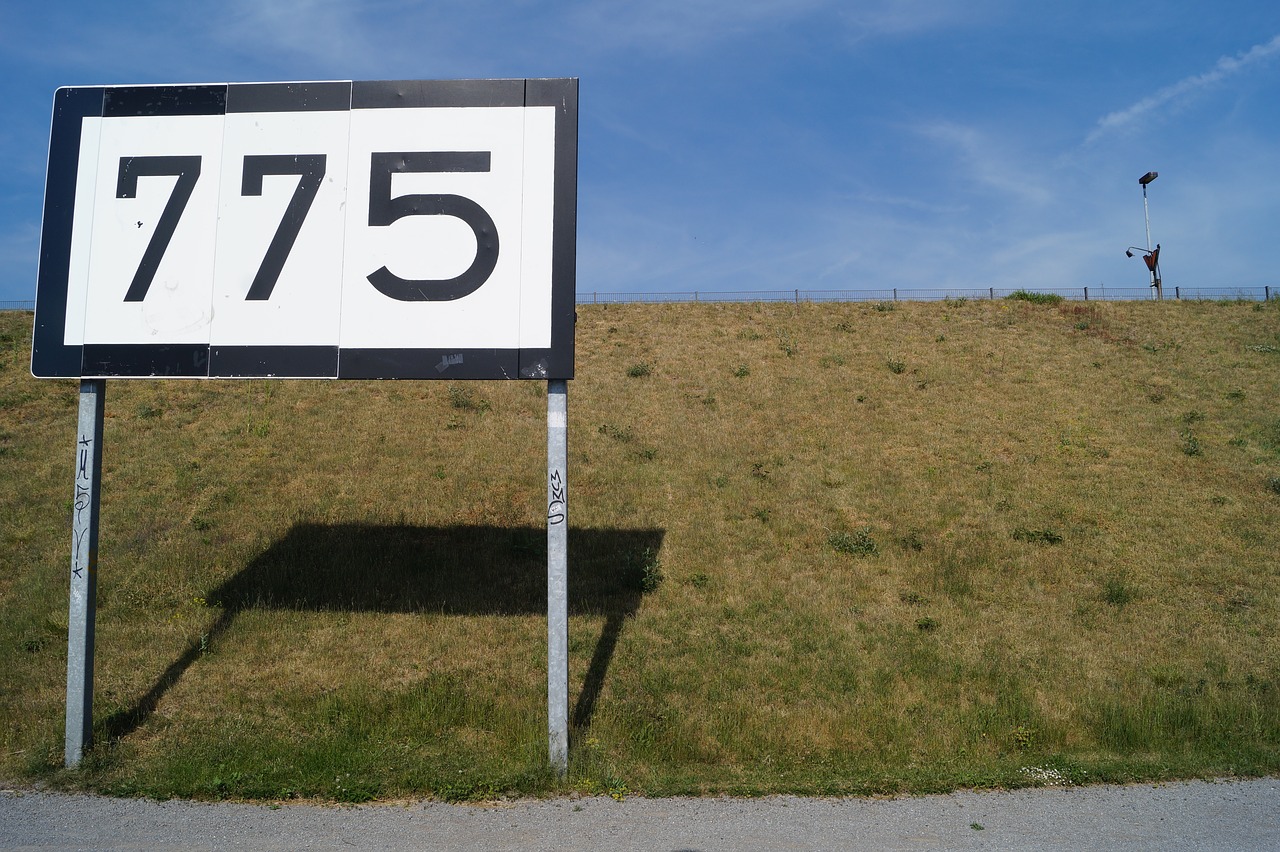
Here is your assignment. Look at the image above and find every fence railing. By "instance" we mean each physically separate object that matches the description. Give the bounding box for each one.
[576,285,1275,305]
[2,286,1274,313]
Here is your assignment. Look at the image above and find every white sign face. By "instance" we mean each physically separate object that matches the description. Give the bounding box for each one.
[33,80,577,379]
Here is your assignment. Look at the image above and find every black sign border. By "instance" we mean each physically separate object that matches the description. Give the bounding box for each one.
[32,79,577,380]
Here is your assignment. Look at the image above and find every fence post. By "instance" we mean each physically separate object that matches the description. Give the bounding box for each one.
[1267,285,1271,301]
[1084,286,1089,301]
[893,288,897,302]
[989,287,995,300]
[1175,286,1180,300]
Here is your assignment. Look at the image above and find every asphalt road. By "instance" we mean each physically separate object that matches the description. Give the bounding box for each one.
[2,778,1277,851]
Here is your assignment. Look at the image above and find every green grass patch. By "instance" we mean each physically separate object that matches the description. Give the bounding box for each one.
[829,529,878,557]
[1012,527,1063,545]
[1006,290,1065,305]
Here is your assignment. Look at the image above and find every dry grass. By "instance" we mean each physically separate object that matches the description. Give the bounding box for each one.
[1,297,1278,800]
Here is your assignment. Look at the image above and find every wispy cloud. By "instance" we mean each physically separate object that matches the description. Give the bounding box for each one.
[837,0,991,38]
[854,192,969,215]
[210,0,383,73]
[568,0,831,50]
[1087,34,1280,143]
[566,0,973,53]
[915,121,1053,206]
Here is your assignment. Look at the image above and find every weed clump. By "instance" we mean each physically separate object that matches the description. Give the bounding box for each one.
[622,547,664,593]
[1102,573,1137,608]
[638,548,664,592]
[1006,290,1064,305]
[626,362,653,378]
[1259,419,1280,456]
[829,529,878,557]
[1180,429,1203,456]
[1266,476,1280,496]
[1012,527,1063,545]
[598,423,634,442]
[447,384,490,412]
[886,358,906,374]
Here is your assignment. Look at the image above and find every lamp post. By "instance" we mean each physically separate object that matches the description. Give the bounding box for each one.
[1127,171,1163,300]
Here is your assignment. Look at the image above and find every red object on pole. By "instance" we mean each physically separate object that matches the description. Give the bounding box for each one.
[1143,245,1160,272]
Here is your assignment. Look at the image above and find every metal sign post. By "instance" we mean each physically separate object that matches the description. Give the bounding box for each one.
[65,379,105,767]
[546,379,569,775]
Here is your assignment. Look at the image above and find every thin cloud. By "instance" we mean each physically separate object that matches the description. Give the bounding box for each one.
[566,0,830,52]
[566,0,970,53]
[212,0,380,70]
[1087,34,1280,143]
[837,0,990,38]
[916,121,1053,206]
[854,192,968,216]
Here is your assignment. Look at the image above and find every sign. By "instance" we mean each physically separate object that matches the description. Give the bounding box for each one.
[32,79,577,379]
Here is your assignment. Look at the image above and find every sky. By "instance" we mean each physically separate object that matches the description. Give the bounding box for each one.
[3,1,1279,303]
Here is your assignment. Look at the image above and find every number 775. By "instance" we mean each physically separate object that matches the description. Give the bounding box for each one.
[115,150,499,304]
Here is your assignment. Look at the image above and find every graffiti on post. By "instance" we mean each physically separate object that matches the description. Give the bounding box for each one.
[547,469,566,525]
[72,434,93,577]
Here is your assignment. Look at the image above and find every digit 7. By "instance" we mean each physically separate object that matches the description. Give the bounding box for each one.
[116,156,202,302]
[240,154,327,300]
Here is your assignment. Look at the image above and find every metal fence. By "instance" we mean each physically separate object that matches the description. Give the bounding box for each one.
[1,285,1274,313]
[576,284,1275,305]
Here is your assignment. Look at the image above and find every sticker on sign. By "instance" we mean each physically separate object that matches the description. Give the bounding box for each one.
[32,79,577,380]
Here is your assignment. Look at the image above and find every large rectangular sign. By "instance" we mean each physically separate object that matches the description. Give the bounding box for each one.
[32,79,577,379]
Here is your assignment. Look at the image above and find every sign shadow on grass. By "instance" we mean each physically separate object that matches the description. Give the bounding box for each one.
[100,523,664,746]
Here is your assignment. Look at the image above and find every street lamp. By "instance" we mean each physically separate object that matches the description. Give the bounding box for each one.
[1127,171,1163,299]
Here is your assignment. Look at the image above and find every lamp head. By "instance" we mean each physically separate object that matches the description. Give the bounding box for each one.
[1139,171,1158,186]
[1125,249,1134,258]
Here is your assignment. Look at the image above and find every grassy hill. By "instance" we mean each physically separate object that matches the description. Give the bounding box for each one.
[1,297,1278,800]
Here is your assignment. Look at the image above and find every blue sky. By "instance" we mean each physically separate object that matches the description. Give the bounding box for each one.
[3,1,1279,303]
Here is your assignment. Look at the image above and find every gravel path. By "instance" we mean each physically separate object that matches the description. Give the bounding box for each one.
[2,778,1277,851]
